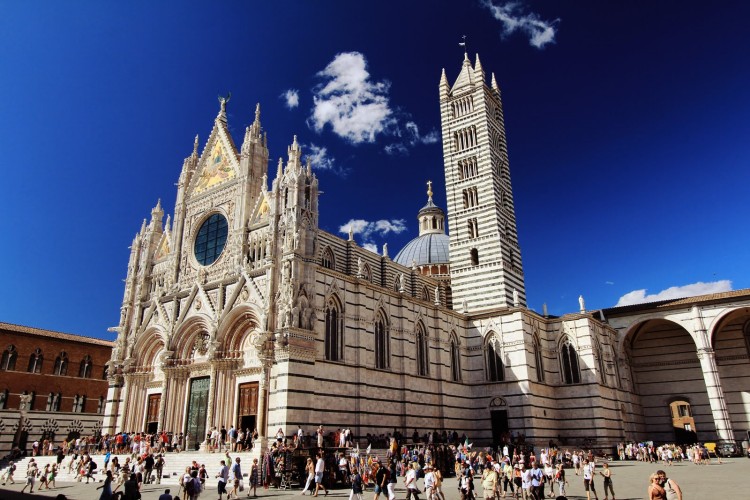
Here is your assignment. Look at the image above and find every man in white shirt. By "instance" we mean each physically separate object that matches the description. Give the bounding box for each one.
[423,465,436,500]
[529,463,543,500]
[314,451,329,497]
[405,463,420,500]
[582,460,598,500]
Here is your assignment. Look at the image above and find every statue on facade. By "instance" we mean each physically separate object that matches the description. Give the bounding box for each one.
[434,286,440,305]
[357,257,364,278]
[18,393,32,411]
[398,273,405,293]
[579,295,586,313]
[513,288,519,307]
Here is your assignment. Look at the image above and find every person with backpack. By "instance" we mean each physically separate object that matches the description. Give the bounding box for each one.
[86,456,99,484]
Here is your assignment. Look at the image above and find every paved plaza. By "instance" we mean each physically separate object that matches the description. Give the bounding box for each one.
[0,458,747,500]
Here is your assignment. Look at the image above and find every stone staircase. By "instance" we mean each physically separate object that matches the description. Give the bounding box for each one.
[0,450,259,487]
[0,447,392,488]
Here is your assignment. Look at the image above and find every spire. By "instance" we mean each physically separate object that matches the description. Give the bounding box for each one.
[193,134,199,156]
[491,72,500,92]
[150,199,164,227]
[276,157,284,179]
[440,68,450,97]
[306,157,312,176]
[164,214,171,233]
[254,103,261,124]
[474,53,485,82]
[140,218,147,235]
[463,51,470,65]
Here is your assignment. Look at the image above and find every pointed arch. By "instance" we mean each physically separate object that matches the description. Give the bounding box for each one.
[532,333,545,383]
[415,321,429,376]
[54,351,69,376]
[133,326,169,369]
[1,345,17,371]
[559,336,581,384]
[421,286,431,302]
[321,246,335,270]
[325,294,343,361]
[362,262,372,282]
[485,331,505,382]
[171,315,211,360]
[374,310,390,370]
[79,355,93,378]
[27,348,43,373]
[450,331,461,382]
[217,305,262,353]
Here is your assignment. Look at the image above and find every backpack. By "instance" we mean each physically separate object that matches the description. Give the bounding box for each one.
[185,477,195,495]
[90,461,97,471]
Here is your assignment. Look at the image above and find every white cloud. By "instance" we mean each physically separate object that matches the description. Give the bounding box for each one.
[281,89,300,109]
[309,52,397,144]
[481,0,560,49]
[339,218,407,249]
[615,280,733,307]
[305,143,335,170]
[385,121,440,155]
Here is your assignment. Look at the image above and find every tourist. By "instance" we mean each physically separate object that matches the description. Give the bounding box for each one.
[599,463,615,500]
[388,458,399,500]
[480,462,497,500]
[572,453,580,476]
[582,459,598,500]
[216,459,229,499]
[38,463,51,490]
[555,464,567,498]
[405,462,421,500]
[313,451,329,497]
[350,466,365,500]
[250,457,260,497]
[1,460,16,485]
[97,470,114,500]
[530,462,543,500]
[158,488,173,500]
[520,464,532,500]
[317,425,324,448]
[543,461,555,498]
[648,473,666,500]
[656,470,682,500]
[21,459,38,494]
[123,473,140,500]
[229,456,243,499]
[433,461,446,500]
[301,457,315,495]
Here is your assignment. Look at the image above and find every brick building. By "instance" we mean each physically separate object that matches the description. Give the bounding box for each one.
[0,322,113,453]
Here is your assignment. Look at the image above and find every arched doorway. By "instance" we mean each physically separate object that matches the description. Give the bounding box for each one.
[711,308,750,439]
[627,319,716,443]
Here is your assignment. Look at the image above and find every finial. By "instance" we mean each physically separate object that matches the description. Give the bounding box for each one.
[474,53,484,81]
[140,218,147,234]
[426,180,433,200]
[579,295,586,313]
[491,72,499,92]
[306,157,312,176]
[254,102,261,123]
[277,157,284,178]
[292,135,299,150]
[155,198,162,212]
[542,302,548,317]
[459,35,468,59]
[218,92,231,113]
[193,134,199,155]
[165,214,171,232]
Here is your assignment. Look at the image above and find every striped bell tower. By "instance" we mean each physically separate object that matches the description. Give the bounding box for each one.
[439,52,525,312]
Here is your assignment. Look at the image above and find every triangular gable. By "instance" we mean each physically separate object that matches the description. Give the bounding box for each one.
[452,61,474,92]
[248,190,271,226]
[190,122,240,196]
[154,232,171,261]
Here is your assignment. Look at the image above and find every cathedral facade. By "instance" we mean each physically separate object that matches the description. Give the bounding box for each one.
[104,54,750,449]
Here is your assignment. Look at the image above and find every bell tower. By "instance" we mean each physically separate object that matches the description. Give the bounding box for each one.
[439,53,525,311]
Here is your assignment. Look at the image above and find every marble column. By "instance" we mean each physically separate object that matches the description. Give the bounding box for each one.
[201,363,218,451]
[156,377,170,433]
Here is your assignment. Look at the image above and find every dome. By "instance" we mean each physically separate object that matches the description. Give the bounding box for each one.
[394,232,450,267]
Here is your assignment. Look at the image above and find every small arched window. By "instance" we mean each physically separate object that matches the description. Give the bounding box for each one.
[1,345,17,371]
[560,338,581,384]
[79,355,93,378]
[486,333,505,382]
[421,286,431,302]
[28,348,43,374]
[325,298,343,361]
[362,263,372,282]
[321,247,335,270]
[73,394,86,413]
[450,333,461,382]
[470,248,479,266]
[54,352,69,376]
[533,336,545,382]
[416,324,429,376]
[374,312,390,370]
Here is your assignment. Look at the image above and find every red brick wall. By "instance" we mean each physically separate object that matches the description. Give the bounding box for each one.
[0,327,112,414]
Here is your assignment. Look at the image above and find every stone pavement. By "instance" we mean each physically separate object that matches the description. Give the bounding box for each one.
[0,458,746,500]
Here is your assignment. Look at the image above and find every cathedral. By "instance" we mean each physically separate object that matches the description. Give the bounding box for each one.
[104,53,750,449]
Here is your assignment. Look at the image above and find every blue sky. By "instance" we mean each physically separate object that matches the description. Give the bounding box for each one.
[1,1,748,339]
